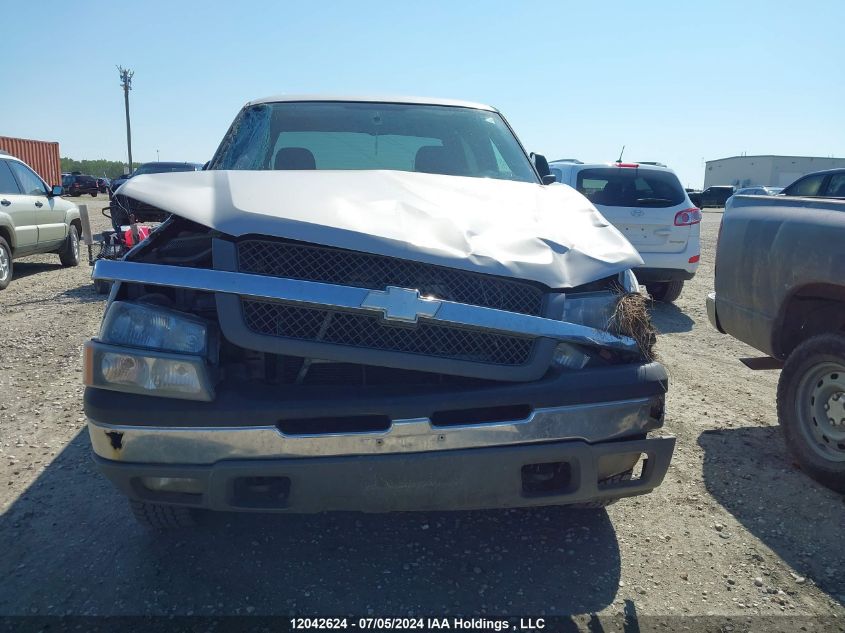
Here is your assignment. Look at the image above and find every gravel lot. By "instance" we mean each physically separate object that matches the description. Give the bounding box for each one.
[0,203,843,625]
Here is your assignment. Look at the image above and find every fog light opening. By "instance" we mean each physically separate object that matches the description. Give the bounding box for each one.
[598,452,648,489]
[630,453,648,482]
[521,461,572,496]
[140,476,204,494]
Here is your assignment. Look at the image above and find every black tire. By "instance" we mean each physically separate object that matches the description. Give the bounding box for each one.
[777,333,845,493]
[647,280,684,303]
[94,279,111,295]
[129,500,198,529]
[569,469,633,509]
[90,191,98,197]
[0,236,12,290]
[59,225,80,267]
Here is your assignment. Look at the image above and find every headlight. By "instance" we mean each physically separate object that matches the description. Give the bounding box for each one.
[84,342,214,401]
[553,342,591,370]
[100,301,208,355]
[619,269,639,294]
[555,290,626,369]
[562,291,618,331]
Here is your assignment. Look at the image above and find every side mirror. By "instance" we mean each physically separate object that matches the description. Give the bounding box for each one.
[542,175,557,185]
[51,185,63,197]
[531,153,552,183]
[202,161,211,171]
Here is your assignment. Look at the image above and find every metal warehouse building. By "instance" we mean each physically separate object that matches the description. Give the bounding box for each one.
[704,155,845,189]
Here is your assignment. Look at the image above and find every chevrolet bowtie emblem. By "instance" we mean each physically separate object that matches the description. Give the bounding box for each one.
[361,286,442,323]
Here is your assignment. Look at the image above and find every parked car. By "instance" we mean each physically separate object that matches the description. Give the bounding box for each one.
[109,161,203,197]
[708,194,845,492]
[734,186,781,196]
[780,168,845,199]
[62,173,99,197]
[96,177,111,193]
[0,154,81,290]
[726,186,783,205]
[688,185,735,208]
[85,95,674,527]
[550,160,700,303]
[108,172,132,196]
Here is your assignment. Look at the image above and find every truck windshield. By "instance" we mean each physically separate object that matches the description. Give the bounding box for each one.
[210,101,538,183]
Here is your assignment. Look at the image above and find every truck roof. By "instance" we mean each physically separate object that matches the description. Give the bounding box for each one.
[246,94,497,112]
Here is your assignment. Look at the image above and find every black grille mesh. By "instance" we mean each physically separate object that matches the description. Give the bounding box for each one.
[237,239,544,316]
[242,300,534,366]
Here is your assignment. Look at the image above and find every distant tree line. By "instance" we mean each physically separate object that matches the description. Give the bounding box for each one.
[60,157,141,179]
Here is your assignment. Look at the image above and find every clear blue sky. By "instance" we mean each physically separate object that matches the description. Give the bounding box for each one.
[2,0,843,187]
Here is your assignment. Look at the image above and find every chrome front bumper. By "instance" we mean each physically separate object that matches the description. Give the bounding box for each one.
[93,435,676,513]
[88,396,663,465]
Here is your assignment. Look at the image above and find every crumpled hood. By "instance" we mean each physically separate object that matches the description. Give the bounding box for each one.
[119,169,643,288]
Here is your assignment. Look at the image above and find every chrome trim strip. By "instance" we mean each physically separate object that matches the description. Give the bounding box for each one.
[87,397,656,464]
[93,259,638,352]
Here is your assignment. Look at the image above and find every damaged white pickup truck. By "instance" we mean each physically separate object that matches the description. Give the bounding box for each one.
[84,96,674,527]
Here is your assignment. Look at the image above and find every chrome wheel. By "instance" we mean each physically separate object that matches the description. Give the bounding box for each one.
[0,245,9,282]
[71,230,80,261]
[798,362,845,462]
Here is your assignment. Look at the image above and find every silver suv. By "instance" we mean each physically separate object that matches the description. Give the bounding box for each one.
[0,153,81,290]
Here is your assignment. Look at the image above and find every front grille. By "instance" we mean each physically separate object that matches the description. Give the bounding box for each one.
[237,239,544,316]
[242,300,534,366]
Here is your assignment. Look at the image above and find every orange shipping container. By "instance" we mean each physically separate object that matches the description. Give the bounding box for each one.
[0,136,62,187]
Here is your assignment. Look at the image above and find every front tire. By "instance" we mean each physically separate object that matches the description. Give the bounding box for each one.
[0,236,12,290]
[777,333,845,493]
[647,280,684,303]
[129,500,198,529]
[59,225,81,267]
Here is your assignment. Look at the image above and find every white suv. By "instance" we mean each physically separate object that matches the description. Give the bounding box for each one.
[550,160,700,303]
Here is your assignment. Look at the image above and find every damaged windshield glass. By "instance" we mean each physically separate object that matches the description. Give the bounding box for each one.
[210,101,538,183]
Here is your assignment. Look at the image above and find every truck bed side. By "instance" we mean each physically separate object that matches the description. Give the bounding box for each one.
[714,195,845,358]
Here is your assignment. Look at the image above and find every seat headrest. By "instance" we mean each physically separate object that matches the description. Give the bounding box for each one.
[414,145,464,176]
[274,147,316,170]
[830,179,845,197]
[602,180,625,195]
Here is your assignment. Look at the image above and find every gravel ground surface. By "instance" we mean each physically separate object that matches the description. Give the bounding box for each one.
[0,204,843,626]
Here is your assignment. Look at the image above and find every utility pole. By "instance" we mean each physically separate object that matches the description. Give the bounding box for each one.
[117,66,134,173]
